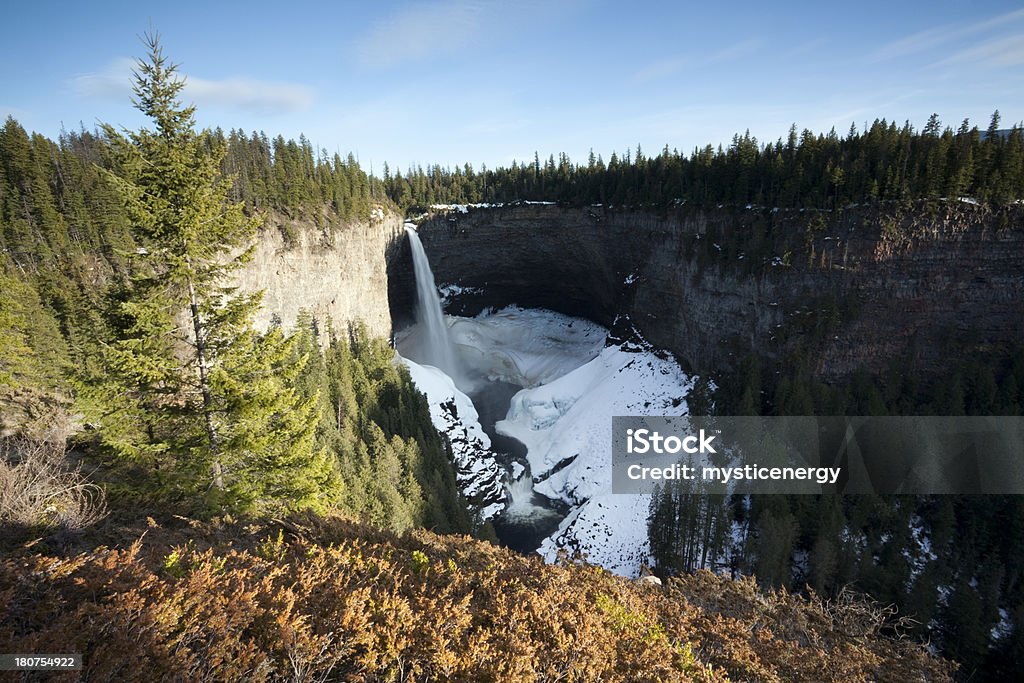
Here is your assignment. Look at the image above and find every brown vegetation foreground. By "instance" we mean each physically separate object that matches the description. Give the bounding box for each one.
[0,515,953,682]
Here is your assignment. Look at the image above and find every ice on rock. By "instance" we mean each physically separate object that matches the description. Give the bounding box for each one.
[400,356,507,519]
[447,307,606,388]
[401,302,695,578]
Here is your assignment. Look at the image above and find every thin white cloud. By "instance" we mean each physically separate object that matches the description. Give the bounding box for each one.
[709,39,762,64]
[818,88,931,130]
[71,57,137,99]
[0,104,29,121]
[184,76,314,114]
[632,40,762,83]
[872,7,1024,61]
[784,38,828,58]
[633,57,689,83]
[939,33,1024,68]
[356,0,491,67]
[71,58,314,115]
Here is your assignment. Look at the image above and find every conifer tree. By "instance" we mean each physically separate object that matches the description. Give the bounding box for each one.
[88,33,328,512]
[0,272,43,387]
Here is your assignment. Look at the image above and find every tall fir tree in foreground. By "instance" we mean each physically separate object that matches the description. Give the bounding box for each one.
[83,33,336,513]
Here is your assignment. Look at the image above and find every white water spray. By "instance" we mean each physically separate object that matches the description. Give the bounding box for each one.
[405,226,460,379]
[503,469,560,522]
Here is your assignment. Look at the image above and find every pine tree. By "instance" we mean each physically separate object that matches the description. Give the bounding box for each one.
[87,33,328,512]
[0,271,46,387]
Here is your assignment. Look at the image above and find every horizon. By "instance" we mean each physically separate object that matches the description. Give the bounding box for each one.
[2,0,1023,172]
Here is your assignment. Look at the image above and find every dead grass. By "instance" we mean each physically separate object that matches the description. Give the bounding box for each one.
[0,435,107,533]
[0,514,955,682]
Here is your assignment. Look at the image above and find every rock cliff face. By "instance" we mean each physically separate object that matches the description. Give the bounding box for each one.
[225,200,1022,384]
[390,203,1024,380]
[235,211,405,338]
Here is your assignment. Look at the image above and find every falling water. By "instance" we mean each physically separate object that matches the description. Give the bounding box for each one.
[503,472,560,522]
[405,226,459,378]
[404,226,566,552]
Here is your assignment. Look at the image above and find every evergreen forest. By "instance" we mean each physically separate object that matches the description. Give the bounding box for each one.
[0,37,470,535]
[378,113,1024,210]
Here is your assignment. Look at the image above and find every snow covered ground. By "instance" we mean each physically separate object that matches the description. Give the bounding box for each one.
[399,356,507,520]
[400,306,695,577]
[448,307,606,389]
[497,342,695,576]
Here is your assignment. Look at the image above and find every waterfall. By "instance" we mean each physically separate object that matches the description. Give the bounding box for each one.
[405,226,459,378]
[503,470,560,522]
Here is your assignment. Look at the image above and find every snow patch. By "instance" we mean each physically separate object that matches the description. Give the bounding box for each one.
[439,283,482,304]
[538,494,654,576]
[904,514,938,588]
[497,341,694,576]
[400,356,506,519]
[991,608,1012,642]
[428,202,505,214]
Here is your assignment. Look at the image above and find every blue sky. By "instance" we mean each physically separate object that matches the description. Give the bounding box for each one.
[2,0,1022,171]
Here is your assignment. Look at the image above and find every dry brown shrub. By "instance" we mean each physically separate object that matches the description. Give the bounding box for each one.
[0,515,954,682]
[0,435,107,533]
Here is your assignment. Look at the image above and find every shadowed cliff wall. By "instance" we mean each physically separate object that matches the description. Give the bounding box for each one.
[389,203,1024,380]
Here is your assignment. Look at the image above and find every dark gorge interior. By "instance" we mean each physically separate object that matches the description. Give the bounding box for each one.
[388,202,1024,382]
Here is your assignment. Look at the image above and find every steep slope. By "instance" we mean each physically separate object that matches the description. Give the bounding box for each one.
[234,210,404,338]
[0,514,955,682]
[400,356,507,519]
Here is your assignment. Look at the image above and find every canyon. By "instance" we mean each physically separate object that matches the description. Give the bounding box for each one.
[388,202,1024,380]
[235,202,1023,572]
[235,203,1024,384]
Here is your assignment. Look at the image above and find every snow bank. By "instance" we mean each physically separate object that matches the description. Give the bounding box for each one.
[448,306,606,388]
[538,494,655,576]
[497,343,695,576]
[400,356,506,519]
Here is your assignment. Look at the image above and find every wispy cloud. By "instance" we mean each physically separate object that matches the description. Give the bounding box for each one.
[872,7,1024,61]
[355,0,491,68]
[632,40,762,83]
[71,57,137,99]
[938,33,1024,68]
[710,39,762,64]
[820,88,931,129]
[0,104,29,121]
[632,57,689,83]
[784,38,828,58]
[71,58,314,115]
[184,76,314,114]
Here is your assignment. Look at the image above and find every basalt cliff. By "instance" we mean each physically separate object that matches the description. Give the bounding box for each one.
[387,202,1024,380]
[231,203,1023,382]
[233,210,405,339]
